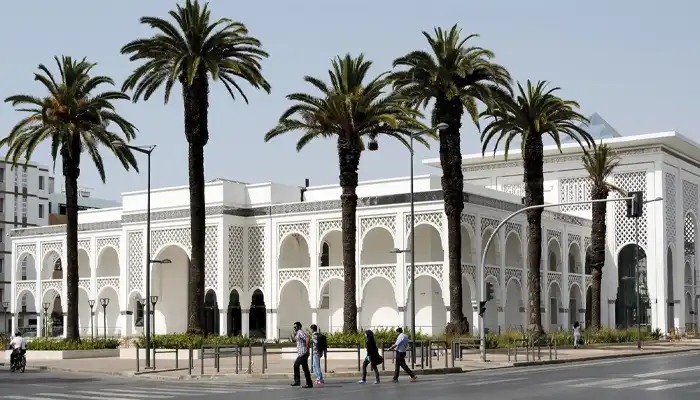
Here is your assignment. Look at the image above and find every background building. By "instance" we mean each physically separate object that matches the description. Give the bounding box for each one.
[0,166,118,336]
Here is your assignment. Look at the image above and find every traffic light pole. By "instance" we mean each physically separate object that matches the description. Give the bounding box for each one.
[478,196,639,362]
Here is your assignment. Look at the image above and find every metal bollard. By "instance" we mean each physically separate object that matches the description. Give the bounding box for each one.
[507,343,511,362]
[356,343,361,372]
[188,347,192,375]
[248,344,252,374]
[381,344,385,371]
[136,344,140,372]
[153,347,157,370]
[176,348,179,369]
[200,347,205,375]
[216,346,220,373]
[548,343,552,360]
[261,345,266,374]
[235,346,239,374]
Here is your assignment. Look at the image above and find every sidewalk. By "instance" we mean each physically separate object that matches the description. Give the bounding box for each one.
[15,341,700,381]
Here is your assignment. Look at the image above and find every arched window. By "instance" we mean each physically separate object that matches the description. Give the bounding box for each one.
[549,252,557,272]
[134,299,144,327]
[320,242,330,267]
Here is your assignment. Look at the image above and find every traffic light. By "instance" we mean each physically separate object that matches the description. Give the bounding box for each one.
[626,191,643,218]
[478,301,487,317]
[485,282,494,302]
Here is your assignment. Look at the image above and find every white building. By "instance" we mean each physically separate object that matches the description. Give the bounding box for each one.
[7,130,698,339]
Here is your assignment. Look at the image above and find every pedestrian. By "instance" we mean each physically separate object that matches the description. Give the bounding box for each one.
[291,321,313,388]
[358,329,384,384]
[573,321,582,348]
[387,327,417,383]
[309,324,325,385]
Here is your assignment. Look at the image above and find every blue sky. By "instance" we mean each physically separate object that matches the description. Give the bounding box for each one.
[0,0,697,200]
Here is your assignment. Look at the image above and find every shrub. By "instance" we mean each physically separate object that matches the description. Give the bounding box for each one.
[134,333,253,349]
[27,338,120,350]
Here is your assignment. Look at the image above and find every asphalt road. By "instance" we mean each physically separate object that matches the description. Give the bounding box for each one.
[2,351,700,399]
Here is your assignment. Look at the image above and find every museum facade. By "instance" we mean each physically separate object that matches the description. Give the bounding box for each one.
[8,129,699,339]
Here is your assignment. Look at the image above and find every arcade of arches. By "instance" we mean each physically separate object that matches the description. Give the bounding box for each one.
[10,219,596,339]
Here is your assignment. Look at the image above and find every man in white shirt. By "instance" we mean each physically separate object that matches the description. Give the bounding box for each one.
[388,328,416,382]
[9,331,27,365]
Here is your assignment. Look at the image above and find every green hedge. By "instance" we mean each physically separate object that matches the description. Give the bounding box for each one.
[135,334,254,349]
[27,338,121,350]
[481,328,655,349]
[137,327,657,350]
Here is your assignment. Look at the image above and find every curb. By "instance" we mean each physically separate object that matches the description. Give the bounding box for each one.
[133,366,465,381]
[512,348,697,367]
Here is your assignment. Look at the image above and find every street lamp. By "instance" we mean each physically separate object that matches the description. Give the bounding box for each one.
[150,296,159,337]
[390,122,448,368]
[88,300,95,339]
[2,301,8,336]
[113,141,157,367]
[42,302,50,337]
[99,297,110,339]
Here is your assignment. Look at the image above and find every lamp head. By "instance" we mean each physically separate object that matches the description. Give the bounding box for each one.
[100,298,110,306]
[150,295,159,305]
[2,301,8,309]
[88,300,95,307]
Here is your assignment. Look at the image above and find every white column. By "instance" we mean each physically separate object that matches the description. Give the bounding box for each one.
[309,218,319,315]
[562,227,570,330]
[241,309,250,336]
[218,221,228,336]
[473,214,482,333]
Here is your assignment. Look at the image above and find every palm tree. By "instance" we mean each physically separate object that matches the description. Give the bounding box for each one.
[390,25,511,333]
[582,142,620,330]
[120,0,270,334]
[1,56,139,340]
[480,80,594,333]
[264,54,430,332]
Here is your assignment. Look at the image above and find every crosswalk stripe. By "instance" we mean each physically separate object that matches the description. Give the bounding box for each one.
[74,391,172,399]
[37,394,133,400]
[3,396,58,400]
[569,378,630,387]
[461,378,527,386]
[607,379,664,389]
[635,366,700,378]
[645,382,697,391]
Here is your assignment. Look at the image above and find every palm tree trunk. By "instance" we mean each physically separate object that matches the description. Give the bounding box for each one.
[338,136,361,333]
[590,189,608,330]
[62,143,80,340]
[523,134,544,334]
[183,71,209,334]
[435,96,466,332]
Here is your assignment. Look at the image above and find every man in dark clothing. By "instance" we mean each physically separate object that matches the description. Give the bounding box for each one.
[291,321,313,388]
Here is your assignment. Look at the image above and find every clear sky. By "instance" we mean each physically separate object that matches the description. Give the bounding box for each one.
[0,0,696,201]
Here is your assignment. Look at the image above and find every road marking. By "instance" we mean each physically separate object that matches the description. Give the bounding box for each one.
[635,365,700,377]
[569,378,630,387]
[74,391,171,399]
[546,378,590,385]
[607,379,664,389]
[461,377,527,386]
[645,381,697,391]
[3,396,59,400]
[37,394,134,400]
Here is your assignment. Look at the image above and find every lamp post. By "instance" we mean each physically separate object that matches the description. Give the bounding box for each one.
[113,142,157,367]
[88,300,95,339]
[42,302,50,337]
[477,196,662,362]
[389,122,448,367]
[633,197,663,350]
[99,297,110,339]
[2,301,8,336]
